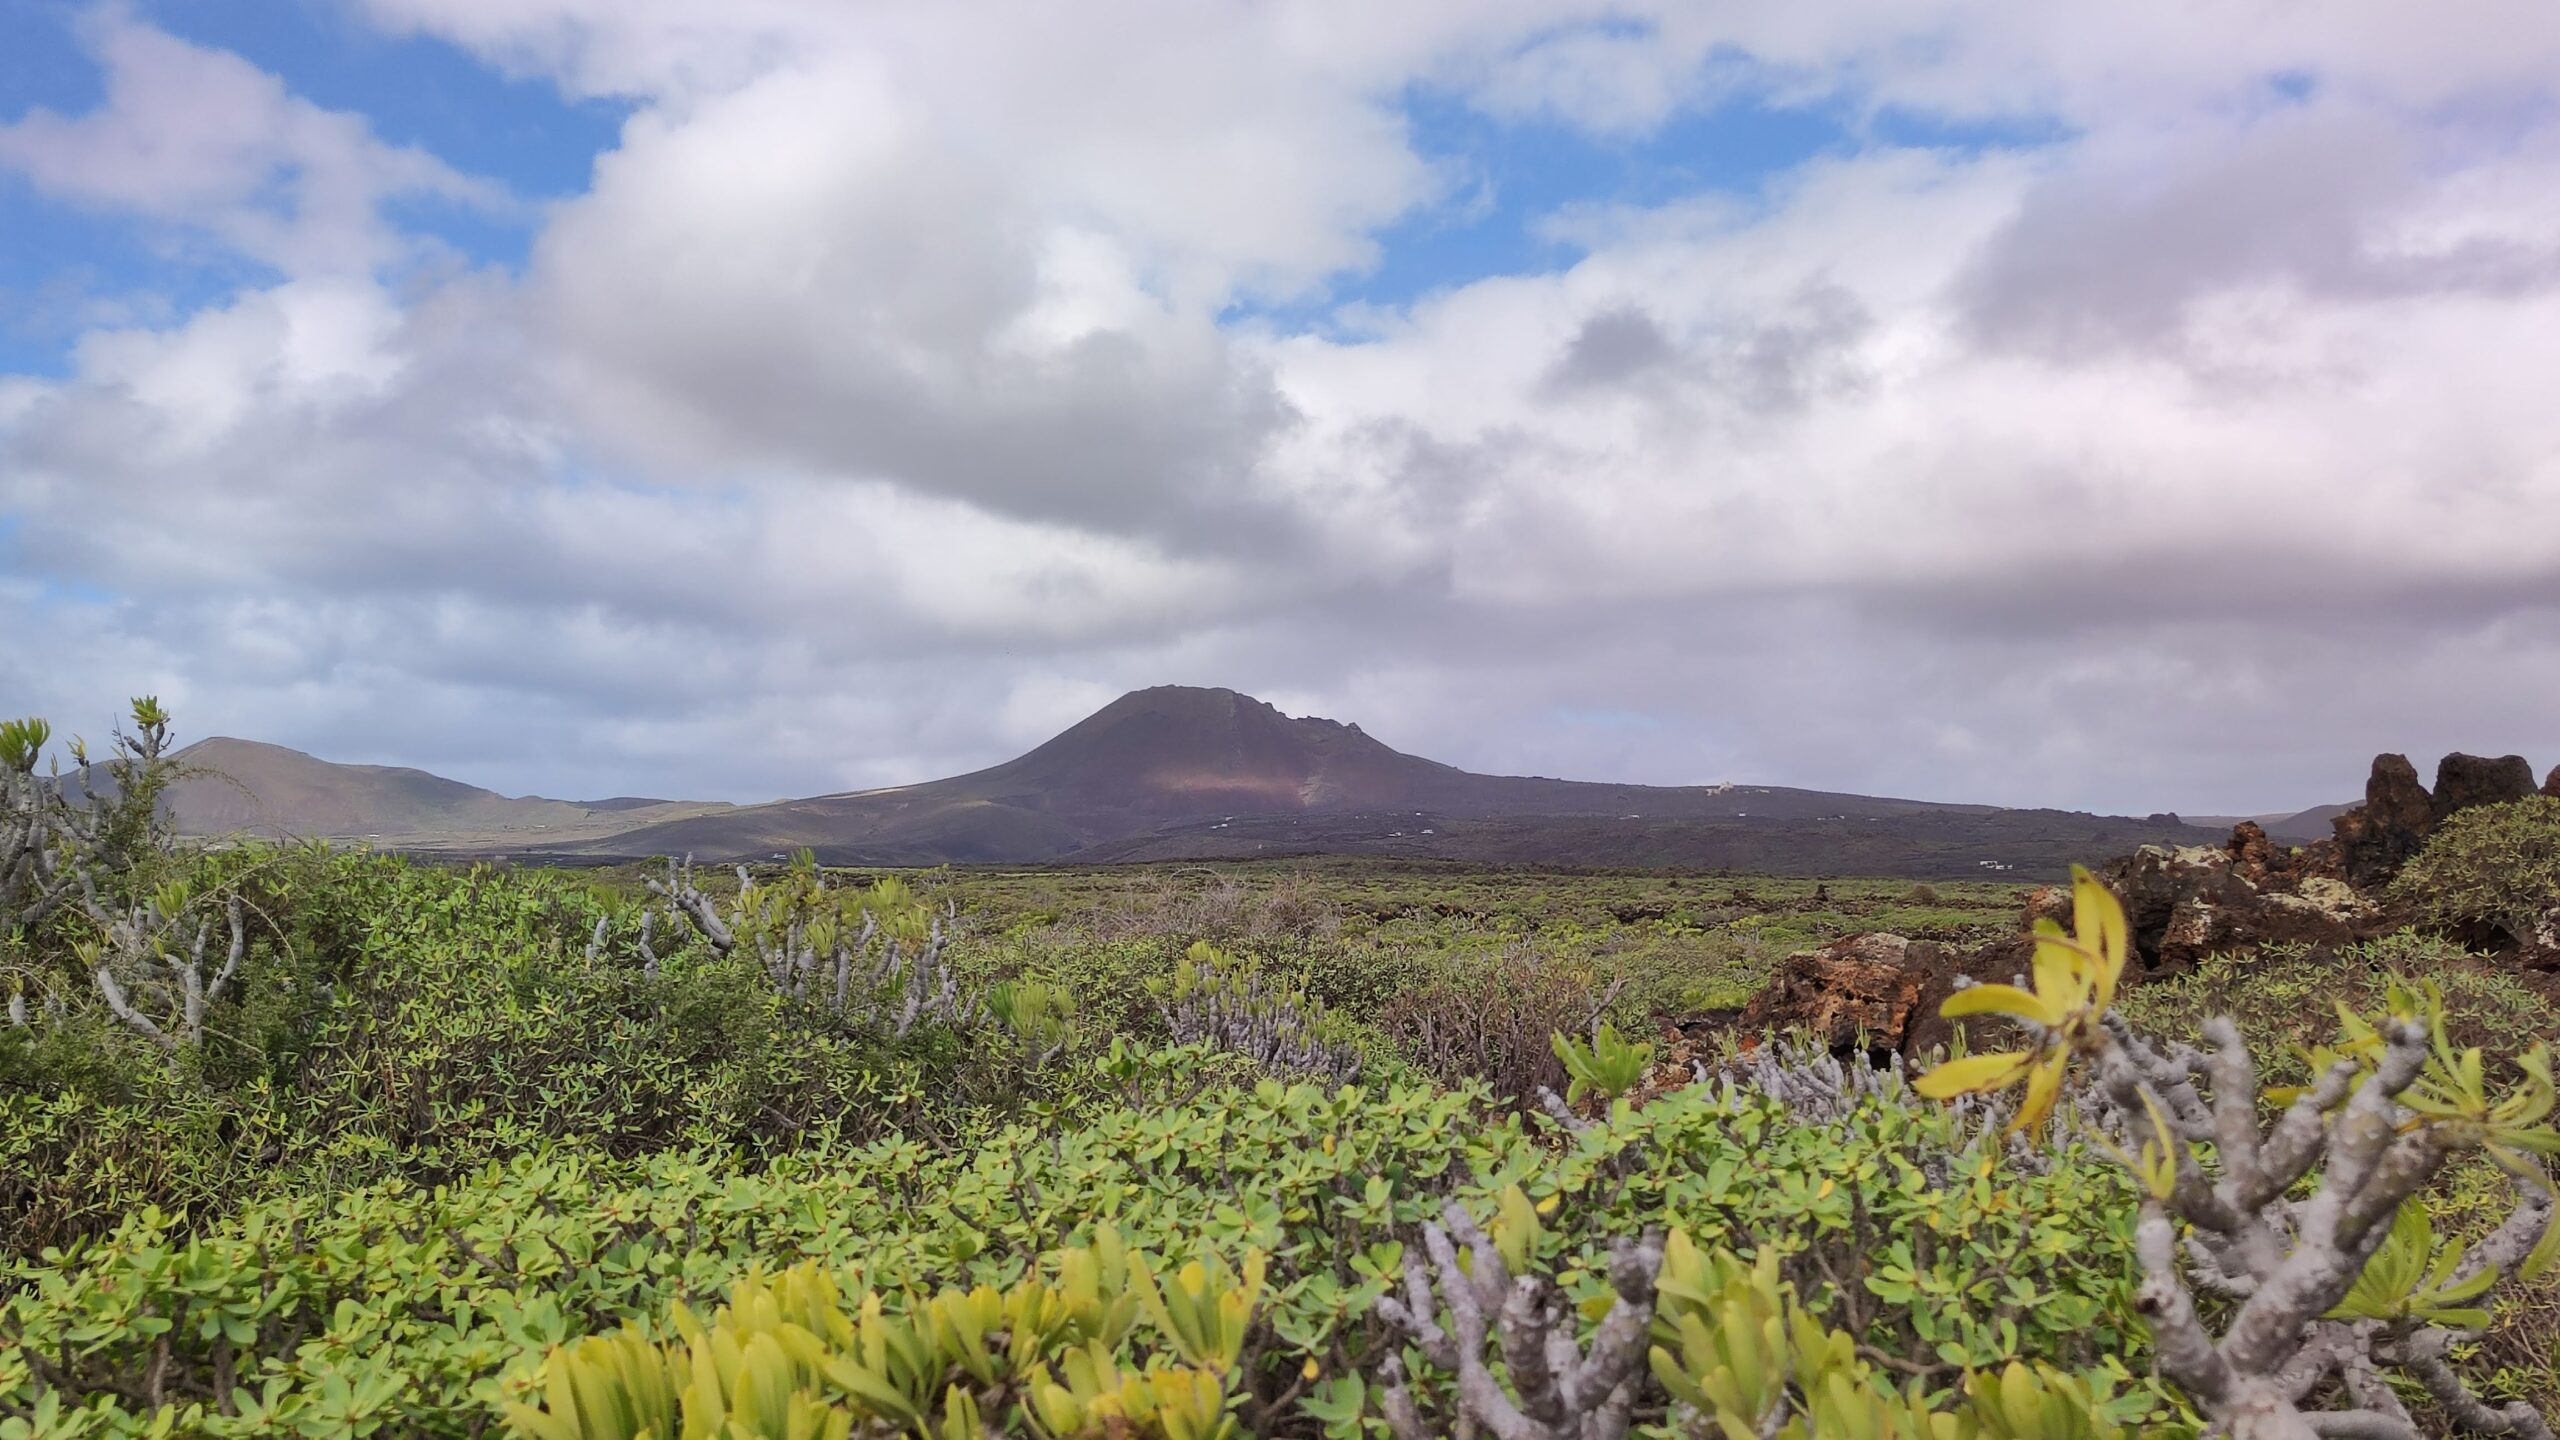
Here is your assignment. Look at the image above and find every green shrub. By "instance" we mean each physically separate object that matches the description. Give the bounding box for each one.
[2116,931,2559,1088]
[1917,870,2560,1438]
[0,852,1077,1258]
[504,1237,1261,1440]
[0,1068,2153,1437]
[2389,794,2560,948]
[1646,1232,2155,1439]
[19,805,2552,1437]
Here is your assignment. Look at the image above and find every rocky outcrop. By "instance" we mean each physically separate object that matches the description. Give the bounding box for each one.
[1737,746,2543,1062]
[1735,832,2393,1059]
[2542,764,2560,799]
[1737,933,1956,1059]
[2225,818,2347,887]
[2333,754,2436,889]
[2227,820,2282,887]
[2431,753,2536,823]
[2096,842,2376,977]
[2327,751,2545,889]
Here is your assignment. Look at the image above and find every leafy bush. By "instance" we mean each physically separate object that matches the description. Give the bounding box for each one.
[1,1065,2156,1437]
[506,1236,1261,1440]
[1551,1023,1653,1106]
[4,698,186,1000]
[1917,868,2560,1438]
[2117,932,2558,1087]
[1149,942,1366,1084]
[0,851,1070,1258]
[1377,1210,2157,1440]
[5,737,293,962]
[1085,874,1344,951]
[12,722,2558,1440]
[2390,795,2560,949]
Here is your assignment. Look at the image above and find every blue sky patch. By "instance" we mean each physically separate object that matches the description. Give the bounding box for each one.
[134,0,627,206]
[1238,84,2068,330]
[0,2,2075,373]
[0,0,104,116]
[0,1,627,372]
[0,178,277,376]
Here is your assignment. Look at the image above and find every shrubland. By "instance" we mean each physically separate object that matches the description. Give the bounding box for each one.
[5,702,2559,1438]
[2390,797,2560,955]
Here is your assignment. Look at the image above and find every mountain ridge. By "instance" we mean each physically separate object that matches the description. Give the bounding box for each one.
[538,685,2216,876]
[2182,803,2352,844]
[152,737,733,846]
[134,686,2232,877]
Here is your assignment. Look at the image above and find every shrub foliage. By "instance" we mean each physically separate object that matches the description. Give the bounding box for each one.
[5,703,2558,1438]
[2390,795,2560,950]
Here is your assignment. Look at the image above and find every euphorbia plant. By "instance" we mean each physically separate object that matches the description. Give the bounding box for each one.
[1914,869,2560,1440]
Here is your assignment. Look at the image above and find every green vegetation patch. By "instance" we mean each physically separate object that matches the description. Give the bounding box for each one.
[3,1073,2149,1437]
[2389,794,2560,949]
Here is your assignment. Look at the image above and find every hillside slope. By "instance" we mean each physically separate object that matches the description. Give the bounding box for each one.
[113,689,2230,874]
[565,686,2220,873]
[151,738,730,846]
[2184,803,2350,843]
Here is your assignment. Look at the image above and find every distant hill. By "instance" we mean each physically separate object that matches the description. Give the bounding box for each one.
[103,690,2238,876]
[143,738,731,846]
[547,685,2227,877]
[2184,803,2350,844]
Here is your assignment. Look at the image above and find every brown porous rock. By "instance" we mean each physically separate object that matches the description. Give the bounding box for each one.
[2227,820,2283,887]
[1736,933,1954,1058]
[2098,842,2375,977]
[2430,752,2537,823]
[2332,754,2437,889]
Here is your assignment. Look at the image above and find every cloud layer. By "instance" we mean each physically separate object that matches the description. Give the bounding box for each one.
[5,2,2559,814]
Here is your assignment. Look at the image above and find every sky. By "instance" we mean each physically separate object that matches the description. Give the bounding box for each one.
[4,0,2560,816]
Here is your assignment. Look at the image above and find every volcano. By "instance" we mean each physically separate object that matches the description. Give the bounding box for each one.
[548,686,2222,875]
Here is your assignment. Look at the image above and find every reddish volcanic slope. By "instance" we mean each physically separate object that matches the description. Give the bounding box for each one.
[138,688,2226,875]
[568,686,2219,874]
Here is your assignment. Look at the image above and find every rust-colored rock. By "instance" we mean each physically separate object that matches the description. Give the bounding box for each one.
[1905,936,2018,1059]
[2290,837,2346,883]
[2227,820,2282,887]
[2541,764,2560,799]
[1737,933,1951,1058]
[1740,835,2397,1063]
[2021,884,2071,930]
[2333,754,2436,889]
[2431,753,2536,823]
[1736,749,2509,1067]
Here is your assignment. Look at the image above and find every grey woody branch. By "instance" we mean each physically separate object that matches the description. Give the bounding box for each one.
[649,859,975,1035]
[2088,1012,2556,1440]
[645,855,735,955]
[84,892,246,1053]
[1156,962,1362,1085]
[1375,1198,1664,1440]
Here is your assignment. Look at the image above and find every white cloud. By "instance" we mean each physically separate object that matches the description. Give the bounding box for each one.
[0,10,508,278]
[6,2,2560,815]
